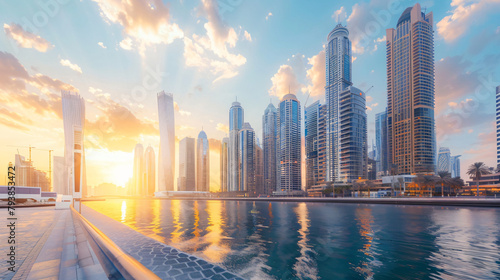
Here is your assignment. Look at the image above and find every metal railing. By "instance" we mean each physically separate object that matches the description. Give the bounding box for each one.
[71,205,160,280]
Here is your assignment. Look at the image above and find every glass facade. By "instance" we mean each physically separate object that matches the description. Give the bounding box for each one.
[157,91,176,191]
[239,123,255,192]
[196,130,210,192]
[386,3,435,175]
[278,94,301,191]
[228,101,244,192]
[262,103,278,194]
[375,109,389,176]
[305,102,327,187]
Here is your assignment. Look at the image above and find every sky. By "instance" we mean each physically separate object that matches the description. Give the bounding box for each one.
[0,0,499,190]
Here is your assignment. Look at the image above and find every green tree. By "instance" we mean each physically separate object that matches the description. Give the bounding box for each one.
[414,174,437,197]
[466,162,491,197]
[353,181,364,197]
[322,182,333,197]
[435,171,453,197]
[450,177,464,195]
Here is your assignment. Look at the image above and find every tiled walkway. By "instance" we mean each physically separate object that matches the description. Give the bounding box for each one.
[82,205,244,280]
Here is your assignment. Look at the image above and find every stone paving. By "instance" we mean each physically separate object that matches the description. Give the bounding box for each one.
[82,205,245,280]
[0,207,58,280]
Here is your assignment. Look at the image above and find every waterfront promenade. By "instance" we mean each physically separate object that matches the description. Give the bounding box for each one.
[81,205,244,280]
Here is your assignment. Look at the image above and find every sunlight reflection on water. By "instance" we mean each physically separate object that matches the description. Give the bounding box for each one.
[85,199,500,280]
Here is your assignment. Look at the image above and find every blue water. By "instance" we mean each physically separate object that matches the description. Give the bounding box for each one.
[84,199,500,279]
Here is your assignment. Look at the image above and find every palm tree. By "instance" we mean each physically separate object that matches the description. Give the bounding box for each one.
[414,174,437,197]
[450,177,465,195]
[435,171,453,197]
[466,162,491,197]
[365,180,375,198]
[353,181,363,197]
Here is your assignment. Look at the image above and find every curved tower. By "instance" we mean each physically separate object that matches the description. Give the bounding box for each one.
[157,91,175,192]
[196,130,210,192]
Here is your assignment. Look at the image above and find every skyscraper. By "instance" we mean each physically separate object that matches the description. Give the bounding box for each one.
[496,85,500,165]
[262,103,278,195]
[386,3,435,174]
[144,145,156,196]
[157,91,175,193]
[133,143,144,196]
[451,155,461,178]
[239,122,255,193]
[53,156,65,194]
[375,109,389,176]
[325,24,352,182]
[339,87,367,182]
[278,93,301,192]
[324,24,367,183]
[255,140,264,195]
[179,137,196,191]
[437,147,451,174]
[228,101,244,192]
[220,137,229,192]
[305,101,327,187]
[62,91,86,196]
[196,130,210,192]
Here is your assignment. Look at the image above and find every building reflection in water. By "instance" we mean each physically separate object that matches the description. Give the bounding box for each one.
[293,202,318,280]
[354,207,379,279]
[430,208,500,279]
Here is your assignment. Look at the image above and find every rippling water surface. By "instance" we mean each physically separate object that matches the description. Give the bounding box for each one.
[84,199,500,279]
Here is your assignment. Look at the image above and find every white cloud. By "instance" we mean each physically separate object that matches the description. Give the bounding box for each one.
[216,123,229,133]
[303,50,325,97]
[91,0,183,56]
[4,23,53,52]
[266,12,273,20]
[437,0,500,42]
[244,30,252,42]
[183,0,247,83]
[97,42,107,49]
[179,110,191,116]
[332,6,347,22]
[60,59,82,74]
[119,38,133,50]
[268,65,302,99]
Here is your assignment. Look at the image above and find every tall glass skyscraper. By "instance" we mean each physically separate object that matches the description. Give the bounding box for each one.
[157,91,175,192]
[451,155,461,178]
[325,24,352,182]
[228,101,243,192]
[386,3,435,174]
[196,130,210,192]
[305,101,327,187]
[239,122,255,193]
[437,147,451,173]
[325,24,367,183]
[178,137,195,191]
[220,137,229,192]
[144,145,155,196]
[278,93,301,192]
[255,140,264,195]
[375,109,389,176]
[262,103,278,195]
[61,91,86,196]
[133,143,144,195]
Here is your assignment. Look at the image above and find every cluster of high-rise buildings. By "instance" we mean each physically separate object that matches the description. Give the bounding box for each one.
[49,4,489,197]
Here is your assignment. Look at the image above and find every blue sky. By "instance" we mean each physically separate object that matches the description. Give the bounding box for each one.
[0,0,499,187]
